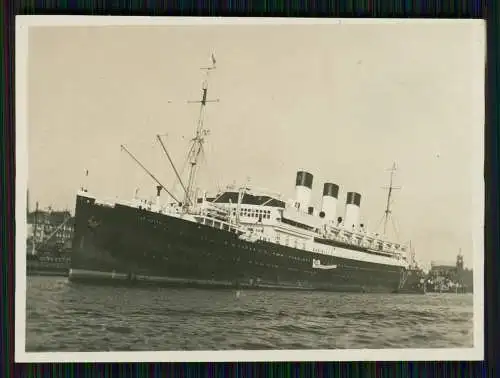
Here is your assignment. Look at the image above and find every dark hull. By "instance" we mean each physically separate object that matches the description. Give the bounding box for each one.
[70,195,408,293]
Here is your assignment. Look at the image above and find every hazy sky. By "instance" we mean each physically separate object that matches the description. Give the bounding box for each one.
[26,21,484,268]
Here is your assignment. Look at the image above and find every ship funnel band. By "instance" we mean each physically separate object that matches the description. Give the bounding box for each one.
[346,192,362,206]
[323,183,339,198]
[295,171,313,189]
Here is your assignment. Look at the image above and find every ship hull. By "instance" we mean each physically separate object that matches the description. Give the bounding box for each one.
[70,195,406,293]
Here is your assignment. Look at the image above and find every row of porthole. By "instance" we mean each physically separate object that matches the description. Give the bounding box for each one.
[143,251,351,278]
[156,239,371,276]
[141,251,388,279]
[182,233,314,264]
[139,217,163,225]
[232,259,309,273]
[138,226,387,274]
[219,239,311,263]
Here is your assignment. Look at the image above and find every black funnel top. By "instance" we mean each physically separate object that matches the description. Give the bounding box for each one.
[346,192,362,206]
[295,171,313,189]
[323,183,339,198]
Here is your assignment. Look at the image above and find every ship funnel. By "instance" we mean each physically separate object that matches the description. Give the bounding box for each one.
[294,171,313,211]
[344,192,361,230]
[321,182,339,222]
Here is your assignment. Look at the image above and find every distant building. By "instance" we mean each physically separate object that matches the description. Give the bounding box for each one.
[429,261,457,277]
[427,252,473,293]
[27,209,74,249]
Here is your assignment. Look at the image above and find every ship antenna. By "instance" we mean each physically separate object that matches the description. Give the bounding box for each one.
[183,51,219,212]
[381,162,401,237]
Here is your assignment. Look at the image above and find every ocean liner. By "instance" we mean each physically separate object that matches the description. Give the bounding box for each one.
[69,53,421,293]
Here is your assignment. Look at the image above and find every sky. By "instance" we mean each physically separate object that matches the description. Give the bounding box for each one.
[25,20,484,269]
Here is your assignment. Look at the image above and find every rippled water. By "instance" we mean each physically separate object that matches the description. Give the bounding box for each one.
[25,276,474,351]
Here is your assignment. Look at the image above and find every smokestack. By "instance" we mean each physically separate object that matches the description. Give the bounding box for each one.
[344,192,361,230]
[321,182,339,222]
[295,171,313,211]
[156,185,162,207]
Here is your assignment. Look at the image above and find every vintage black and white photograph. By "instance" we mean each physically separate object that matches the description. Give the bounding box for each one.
[16,17,484,362]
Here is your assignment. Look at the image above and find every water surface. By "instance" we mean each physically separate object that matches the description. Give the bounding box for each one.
[25,276,474,351]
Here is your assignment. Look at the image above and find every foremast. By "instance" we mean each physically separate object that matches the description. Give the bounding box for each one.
[381,162,401,237]
[380,162,412,265]
[183,52,219,213]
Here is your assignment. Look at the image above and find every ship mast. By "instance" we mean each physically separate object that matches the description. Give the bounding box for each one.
[381,162,401,237]
[183,52,219,212]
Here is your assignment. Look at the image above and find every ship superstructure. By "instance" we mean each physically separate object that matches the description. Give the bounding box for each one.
[69,53,415,292]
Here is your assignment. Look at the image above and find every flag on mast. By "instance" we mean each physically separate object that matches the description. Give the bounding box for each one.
[211,52,216,66]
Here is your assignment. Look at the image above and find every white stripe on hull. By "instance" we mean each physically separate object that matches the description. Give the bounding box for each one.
[307,241,406,267]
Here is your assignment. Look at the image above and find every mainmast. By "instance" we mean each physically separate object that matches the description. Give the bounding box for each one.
[381,162,401,236]
[183,52,219,212]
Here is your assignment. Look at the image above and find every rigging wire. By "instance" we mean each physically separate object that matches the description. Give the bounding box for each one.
[200,143,222,193]
[170,141,194,195]
[391,216,400,242]
[156,134,192,205]
[120,144,180,203]
[374,214,386,235]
